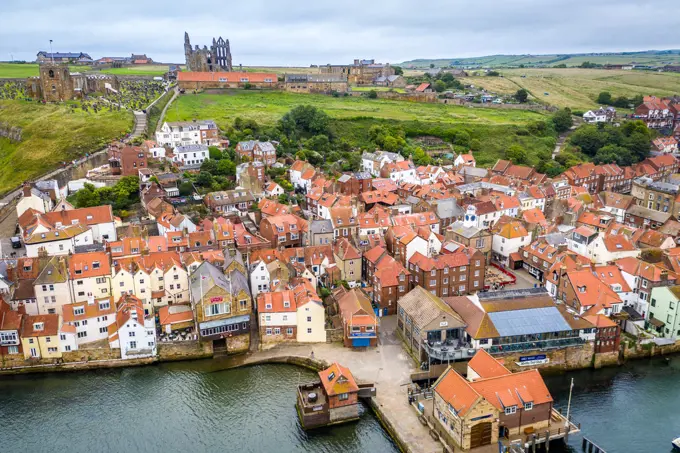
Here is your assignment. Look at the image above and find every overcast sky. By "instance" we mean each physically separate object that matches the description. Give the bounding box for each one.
[1,0,679,66]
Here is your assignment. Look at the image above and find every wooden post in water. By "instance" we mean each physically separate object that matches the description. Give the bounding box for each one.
[545,431,550,452]
[531,434,537,453]
[582,438,587,450]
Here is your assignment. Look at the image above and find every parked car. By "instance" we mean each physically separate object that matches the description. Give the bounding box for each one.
[10,237,22,249]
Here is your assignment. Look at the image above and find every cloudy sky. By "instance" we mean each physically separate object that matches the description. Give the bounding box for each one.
[1,0,678,65]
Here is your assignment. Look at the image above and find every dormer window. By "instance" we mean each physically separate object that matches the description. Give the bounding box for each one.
[504,405,517,415]
[265,303,272,310]
[283,301,290,308]
[92,262,100,269]
[74,306,84,315]
[524,402,533,411]
[86,215,93,221]
[33,322,44,331]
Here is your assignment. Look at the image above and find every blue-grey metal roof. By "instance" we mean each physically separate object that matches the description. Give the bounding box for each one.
[487,307,572,337]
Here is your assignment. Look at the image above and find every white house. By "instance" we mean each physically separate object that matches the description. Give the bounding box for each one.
[583,109,607,123]
[156,120,219,148]
[265,182,284,198]
[492,220,531,266]
[257,291,297,344]
[590,233,640,265]
[383,160,418,184]
[361,151,404,177]
[24,225,94,258]
[16,184,53,218]
[62,295,115,346]
[108,294,157,360]
[172,144,209,169]
[250,259,270,300]
[453,153,476,168]
[19,205,117,244]
[58,323,78,353]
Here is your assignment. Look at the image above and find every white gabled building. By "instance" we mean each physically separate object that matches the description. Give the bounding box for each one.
[250,259,270,300]
[68,251,112,304]
[62,295,115,346]
[108,294,157,360]
[16,184,53,218]
[156,120,219,148]
[172,144,209,170]
[34,256,73,316]
[491,220,531,266]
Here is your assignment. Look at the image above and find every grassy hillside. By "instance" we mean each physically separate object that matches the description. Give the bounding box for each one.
[0,63,173,79]
[401,50,680,68]
[466,68,680,110]
[0,100,133,194]
[165,90,555,168]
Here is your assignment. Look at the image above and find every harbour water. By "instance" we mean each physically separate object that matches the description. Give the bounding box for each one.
[1,356,679,453]
[0,363,398,453]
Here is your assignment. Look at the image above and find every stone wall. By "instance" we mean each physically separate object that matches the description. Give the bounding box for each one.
[63,347,121,363]
[329,404,360,423]
[325,327,344,343]
[158,341,213,361]
[623,340,680,360]
[227,334,250,353]
[593,351,619,368]
[493,343,594,373]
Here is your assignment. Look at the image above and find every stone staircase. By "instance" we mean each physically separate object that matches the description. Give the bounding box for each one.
[132,111,147,138]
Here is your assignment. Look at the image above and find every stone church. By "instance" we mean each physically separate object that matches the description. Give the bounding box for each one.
[26,63,119,102]
[184,32,233,72]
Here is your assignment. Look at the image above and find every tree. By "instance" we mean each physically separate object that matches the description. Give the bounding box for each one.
[594,144,634,166]
[412,147,431,166]
[216,159,236,176]
[469,139,481,152]
[597,92,612,105]
[487,71,500,77]
[433,80,447,92]
[455,131,471,148]
[440,73,455,84]
[196,171,214,187]
[208,146,222,160]
[367,90,378,99]
[430,63,435,69]
[392,66,404,76]
[279,105,330,138]
[178,181,193,196]
[569,125,607,156]
[515,89,529,103]
[552,108,573,133]
[200,159,218,174]
[505,145,527,164]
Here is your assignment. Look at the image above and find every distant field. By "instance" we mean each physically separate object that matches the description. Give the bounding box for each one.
[242,66,312,75]
[401,50,680,69]
[465,68,680,110]
[166,90,546,126]
[350,86,406,93]
[0,100,132,194]
[0,63,41,78]
[97,65,171,76]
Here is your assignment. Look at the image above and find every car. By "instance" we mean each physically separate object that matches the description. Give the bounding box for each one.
[10,237,22,249]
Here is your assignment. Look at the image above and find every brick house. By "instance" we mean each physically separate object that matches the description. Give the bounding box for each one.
[108,144,147,177]
[259,214,306,248]
[235,140,277,166]
[336,288,378,348]
[337,172,372,196]
[583,314,621,353]
[408,247,486,297]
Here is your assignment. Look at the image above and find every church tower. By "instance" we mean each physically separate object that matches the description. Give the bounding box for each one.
[39,64,73,102]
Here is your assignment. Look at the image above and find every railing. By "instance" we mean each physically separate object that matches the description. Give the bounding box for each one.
[422,342,476,361]
[488,337,585,354]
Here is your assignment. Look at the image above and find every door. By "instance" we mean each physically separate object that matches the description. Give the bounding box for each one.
[470,422,492,449]
[30,348,38,358]
[352,337,370,347]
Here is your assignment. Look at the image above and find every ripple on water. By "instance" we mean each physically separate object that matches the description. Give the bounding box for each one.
[0,364,398,453]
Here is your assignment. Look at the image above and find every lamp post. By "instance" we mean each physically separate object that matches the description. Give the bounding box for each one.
[49,40,54,65]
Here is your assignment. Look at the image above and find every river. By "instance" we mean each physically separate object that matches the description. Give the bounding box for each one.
[0,362,398,453]
[1,357,678,453]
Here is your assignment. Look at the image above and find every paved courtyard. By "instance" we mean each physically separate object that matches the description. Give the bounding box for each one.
[232,315,443,453]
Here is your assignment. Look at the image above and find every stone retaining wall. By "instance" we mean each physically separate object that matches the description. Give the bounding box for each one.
[493,343,594,373]
[63,347,121,362]
[158,341,213,361]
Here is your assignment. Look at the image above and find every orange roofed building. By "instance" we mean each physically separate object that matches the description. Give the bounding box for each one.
[335,288,378,348]
[177,71,277,90]
[432,349,576,451]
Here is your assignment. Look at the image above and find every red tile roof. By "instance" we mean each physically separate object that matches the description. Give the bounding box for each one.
[178,71,277,83]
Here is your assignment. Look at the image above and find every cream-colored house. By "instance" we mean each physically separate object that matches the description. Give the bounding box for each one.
[34,256,73,316]
[68,251,112,303]
[292,280,327,343]
[20,314,62,360]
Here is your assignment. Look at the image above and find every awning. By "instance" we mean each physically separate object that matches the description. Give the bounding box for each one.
[648,317,665,328]
[199,314,250,330]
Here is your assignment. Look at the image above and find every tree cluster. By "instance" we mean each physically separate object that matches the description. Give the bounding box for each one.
[69,176,140,212]
[569,120,653,166]
[596,91,643,109]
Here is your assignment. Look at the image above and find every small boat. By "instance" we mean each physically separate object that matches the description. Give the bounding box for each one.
[672,436,680,451]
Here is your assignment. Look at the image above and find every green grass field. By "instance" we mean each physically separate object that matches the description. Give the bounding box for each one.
[0,100,133,194]
[166,90,545,126]
[466,68,680,110]
[0,63,173,79]
[97,65,172,76]
[165,90,554,168]
[349,86,406,93]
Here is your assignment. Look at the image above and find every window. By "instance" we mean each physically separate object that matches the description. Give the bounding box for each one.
[77,331,87,338]
[129,341,137,349]
[307,316,312,322]
[129,331,136,337]
[274,327,281,335]
[99,327,108,334]
[339,393,349,401]
[307,328,312,334]
[504,405,517,415]
[74,306,85,316]
[266,328,272,335]
[287,327,293,335]
[524,402,533,411]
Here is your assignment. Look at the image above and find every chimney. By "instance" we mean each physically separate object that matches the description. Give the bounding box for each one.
[22,183,32,198]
